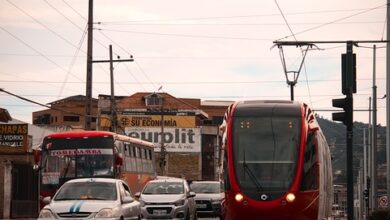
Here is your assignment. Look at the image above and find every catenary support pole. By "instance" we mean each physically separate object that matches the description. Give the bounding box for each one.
[372,45,378,210]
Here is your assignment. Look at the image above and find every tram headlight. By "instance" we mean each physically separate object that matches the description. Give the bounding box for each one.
[235,193,244,202]
[286,193,295,203]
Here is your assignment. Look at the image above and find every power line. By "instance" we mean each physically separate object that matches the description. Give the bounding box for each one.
[98,28,273,41]
[6,0,86,55]
[96,21,385,26]
[0,88,90,117]
[276,4,386,40]
[97,6,385,24]
[0,25,87,84]
[0,78,386,84]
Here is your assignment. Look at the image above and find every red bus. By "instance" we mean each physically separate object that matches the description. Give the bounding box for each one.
[220,100,333,220]
[33,130,156,209]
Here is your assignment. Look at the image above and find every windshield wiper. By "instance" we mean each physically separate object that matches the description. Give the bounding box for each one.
[243,150,263,193]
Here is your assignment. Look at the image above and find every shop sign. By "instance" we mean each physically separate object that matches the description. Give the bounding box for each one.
[125,127,201,153]
[0,124,28,154]
[119,115,195,128]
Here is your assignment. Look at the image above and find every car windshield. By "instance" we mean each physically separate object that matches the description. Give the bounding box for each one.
[191,182,221,194]
[54,182,117,201]
[143,182,184,195]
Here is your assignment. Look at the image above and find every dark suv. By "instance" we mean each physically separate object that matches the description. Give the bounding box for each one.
[190,181,224,219]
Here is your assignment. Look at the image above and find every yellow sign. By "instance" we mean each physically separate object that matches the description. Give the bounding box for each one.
[119,115,195,128]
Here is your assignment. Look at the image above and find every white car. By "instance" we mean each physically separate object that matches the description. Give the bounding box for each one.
[135,178,197,220]
[38,178,141,219]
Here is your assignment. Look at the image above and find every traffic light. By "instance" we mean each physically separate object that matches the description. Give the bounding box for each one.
[341,53,356,95]
[332,96,352,126]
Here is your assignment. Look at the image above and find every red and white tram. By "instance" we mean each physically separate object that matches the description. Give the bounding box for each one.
[221,100,333,220]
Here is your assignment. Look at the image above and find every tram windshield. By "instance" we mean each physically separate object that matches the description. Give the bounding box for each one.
[233,116,300,200]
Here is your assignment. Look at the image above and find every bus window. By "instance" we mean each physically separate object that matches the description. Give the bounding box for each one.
[132,146,136,158]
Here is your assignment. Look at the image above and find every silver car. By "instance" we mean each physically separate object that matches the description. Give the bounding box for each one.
[135,178,197,220]
[190,181,224,219]
[38,178,141,219]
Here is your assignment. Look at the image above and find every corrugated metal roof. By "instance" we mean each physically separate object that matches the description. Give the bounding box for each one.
[0,108,12,122]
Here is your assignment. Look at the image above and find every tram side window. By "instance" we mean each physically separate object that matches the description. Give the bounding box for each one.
[223,151,231,190]
[300,132,319,191]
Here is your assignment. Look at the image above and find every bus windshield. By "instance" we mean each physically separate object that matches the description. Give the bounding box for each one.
[232,115,300,200]
[40,136,115,186]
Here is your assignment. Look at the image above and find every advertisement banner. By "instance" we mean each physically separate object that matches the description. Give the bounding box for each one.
[0,124,28,154]
[125,127,201,153]
[119,115,195,128]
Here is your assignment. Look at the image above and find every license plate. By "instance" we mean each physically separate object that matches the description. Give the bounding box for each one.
[153,209,167,215]
[197,204,207,209]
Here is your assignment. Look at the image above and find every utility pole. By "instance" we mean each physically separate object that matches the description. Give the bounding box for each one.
[85,0,93,130]
[109,45,116,132]
[372,45,378,210]
[160,108,166,175]
[368,97,372,213]
[92,45,134,132]
[386,0,390,206]
[344,41,355,220]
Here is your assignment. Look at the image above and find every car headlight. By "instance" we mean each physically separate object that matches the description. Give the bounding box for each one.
[139,200,146,207]
[38,209,55,219]
[95,208,120,218]
[174,199,185,206]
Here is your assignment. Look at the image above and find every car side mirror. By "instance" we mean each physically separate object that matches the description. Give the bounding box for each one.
[32,164,40,172]
[122,196,134,204]
[188,191,196,198]
[42,196,51,205]
[134,192,141,199]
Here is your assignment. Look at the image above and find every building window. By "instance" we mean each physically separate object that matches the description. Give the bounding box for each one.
[144,93,163,107]
[63,116,80,122]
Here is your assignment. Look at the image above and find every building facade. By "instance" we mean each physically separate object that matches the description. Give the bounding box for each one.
[33,95,98,130]
[98,92,230,181]
[32,93,231,181]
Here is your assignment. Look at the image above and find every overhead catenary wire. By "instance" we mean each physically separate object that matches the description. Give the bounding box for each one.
[274,0,315,105]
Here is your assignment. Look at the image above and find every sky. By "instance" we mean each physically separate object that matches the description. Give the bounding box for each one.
[0,0,388,126]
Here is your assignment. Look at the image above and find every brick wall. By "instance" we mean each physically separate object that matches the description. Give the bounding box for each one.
[166,153,201,181]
